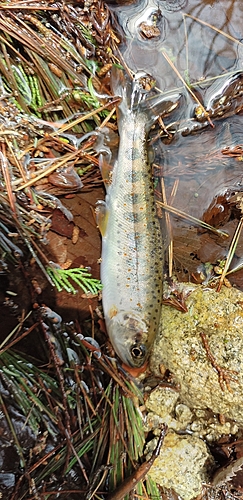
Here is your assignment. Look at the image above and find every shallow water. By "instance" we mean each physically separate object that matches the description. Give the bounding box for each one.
[111,0,243,85]
[109,0,243,285]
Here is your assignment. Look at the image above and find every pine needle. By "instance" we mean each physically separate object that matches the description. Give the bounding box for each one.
[157,200,229,238]
[184,13,243,47]
[161,50,214,127]
[217,217,243,291]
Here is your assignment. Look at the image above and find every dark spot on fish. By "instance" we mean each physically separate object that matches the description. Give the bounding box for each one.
[125,147,141,161]
[127,170,142,183]
[125,212,145,223]
[123,192,142,204]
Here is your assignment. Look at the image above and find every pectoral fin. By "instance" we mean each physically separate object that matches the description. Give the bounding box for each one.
[99,153,113,190]
[95,200,109,237]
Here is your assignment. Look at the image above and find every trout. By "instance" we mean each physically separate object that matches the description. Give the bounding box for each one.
[97,71,181,367]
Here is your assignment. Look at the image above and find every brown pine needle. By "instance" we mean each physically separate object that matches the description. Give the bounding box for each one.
[50,98,119,137]
[0,148,16,216]
[50,97,120,137]
[161,50,214,127]
[5,138,28,183]
[99,106,117,129]
[107,425,167,500]
[184,13,243,47]
[0,15,88,86]
[157,200,229,238]
[217,217,243,292]
[0,4,58,9]
[161,178,174,277]
[12,101,118,190]
[0,319,38,355]
[14,150,81,191]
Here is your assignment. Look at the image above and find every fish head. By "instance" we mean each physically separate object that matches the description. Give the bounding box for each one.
[106,311,150,367]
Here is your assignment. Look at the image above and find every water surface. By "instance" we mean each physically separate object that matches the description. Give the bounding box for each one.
[110,0,243,286]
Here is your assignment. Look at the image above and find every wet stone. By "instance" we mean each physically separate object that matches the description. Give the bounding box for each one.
[146,387,179,419]
[146,284,243,498]
[0,473,15,496]
[146,430,213,500]
[151,283,243,424]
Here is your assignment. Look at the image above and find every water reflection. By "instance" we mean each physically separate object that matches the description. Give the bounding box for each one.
[109,0,243,287]
[110,0,242,87]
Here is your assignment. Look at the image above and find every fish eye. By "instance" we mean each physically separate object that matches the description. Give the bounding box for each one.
[130,344,146,359]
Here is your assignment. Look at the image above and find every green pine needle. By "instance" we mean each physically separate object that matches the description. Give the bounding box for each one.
[46,265,103,295]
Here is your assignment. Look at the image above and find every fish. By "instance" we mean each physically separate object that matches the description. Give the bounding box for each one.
[96,70,181,367]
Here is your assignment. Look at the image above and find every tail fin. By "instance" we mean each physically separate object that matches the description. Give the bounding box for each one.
[111,67,182,128]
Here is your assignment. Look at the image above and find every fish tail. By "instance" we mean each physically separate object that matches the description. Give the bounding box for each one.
[111,67,182,128]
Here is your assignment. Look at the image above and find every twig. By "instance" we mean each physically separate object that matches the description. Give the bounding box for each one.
[106,425,167,500]
[200,332,238,392]
[85,465,112,500]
